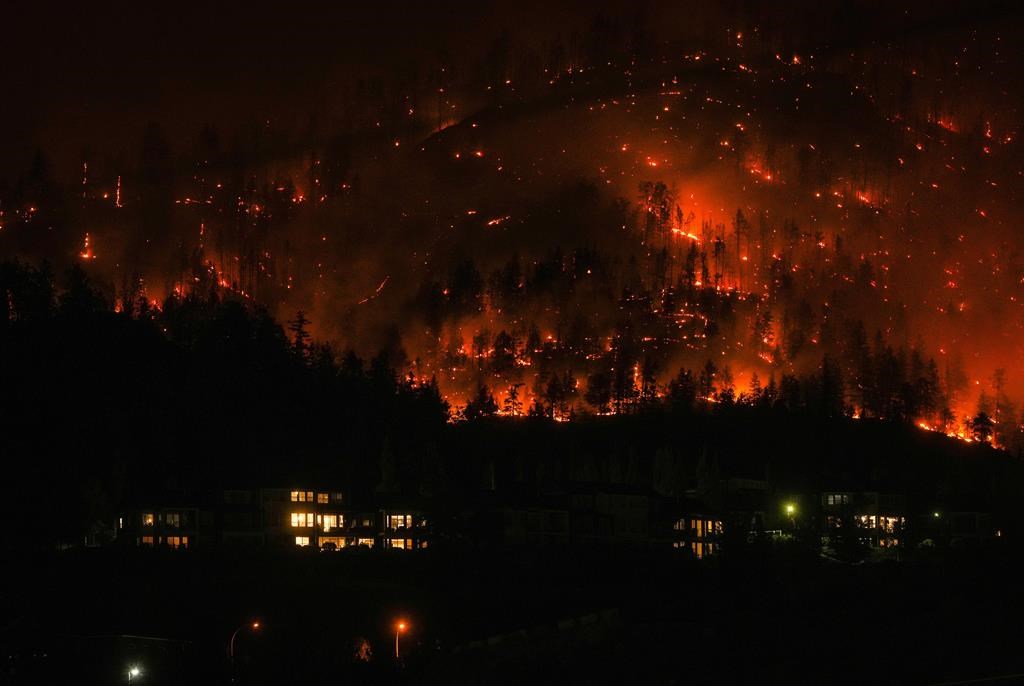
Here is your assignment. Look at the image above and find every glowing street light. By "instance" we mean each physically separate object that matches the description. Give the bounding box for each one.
[783,502,797,532]
[395,620,408,659]
[229,620,262,660]
[127,665,141,683]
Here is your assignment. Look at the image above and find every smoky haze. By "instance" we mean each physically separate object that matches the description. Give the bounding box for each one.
[2,0,1023,434]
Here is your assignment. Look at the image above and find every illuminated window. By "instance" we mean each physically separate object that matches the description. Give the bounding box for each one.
[857,515,877,529]
[118,517,123,529]
[323,514,338,532]
[165,536,187,549]
[357,538,375,548]
[290,512,315,527]
[165,513,181,528]
[290,491,314,502]
[387,514,412,530]
[318,536,346,549]
[143,513,155,527]
[295,536,310,547]
[388,538,411,550]
[140,536,154,546]
[317,493,329,504]
[672,519,685,531]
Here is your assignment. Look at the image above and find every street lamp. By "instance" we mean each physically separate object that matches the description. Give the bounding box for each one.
[229,620,261,660]
[783,502,797,532]
[127,666,141,683]
[395,620,407,659]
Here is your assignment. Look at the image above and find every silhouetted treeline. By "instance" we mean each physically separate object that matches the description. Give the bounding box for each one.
[0,260,448,550]
[2,259,1020,553]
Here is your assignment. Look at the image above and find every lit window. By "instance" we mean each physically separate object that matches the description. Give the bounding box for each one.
[143,513,155,527]
[166,536,187,549]
[357,538,375,548]
[318,536,346,549]
[323,514,338,532]
[290,491,314,502]
[140,536,154,546]
[317,493,329,504]
[389,538,409,550]
[295,536,310,547]
[118,517,124,529]
[387,514,412,530]
[291,512,315,527]
[290,491,301,502]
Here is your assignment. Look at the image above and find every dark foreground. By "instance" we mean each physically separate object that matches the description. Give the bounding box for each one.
[4,545,1024,685]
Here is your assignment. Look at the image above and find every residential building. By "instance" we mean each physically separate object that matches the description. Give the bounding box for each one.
[820,491,905,548]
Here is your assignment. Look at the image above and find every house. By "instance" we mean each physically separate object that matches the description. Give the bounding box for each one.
[267,488,431,550]
[120,487,433,552]
[120,504,201,550]
[664,497,723,559]
[820,491,905,548]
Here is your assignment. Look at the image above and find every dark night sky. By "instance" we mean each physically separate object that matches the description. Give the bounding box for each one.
[0,0,616,177]
[4,0,1019,179]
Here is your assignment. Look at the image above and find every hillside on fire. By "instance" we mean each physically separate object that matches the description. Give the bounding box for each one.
[2,1,1024,453]
[2,261,1021,552]
[6,3,1024,684]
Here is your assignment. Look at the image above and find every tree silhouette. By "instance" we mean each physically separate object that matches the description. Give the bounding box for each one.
[464,383,498,421]
[288,310,312,359]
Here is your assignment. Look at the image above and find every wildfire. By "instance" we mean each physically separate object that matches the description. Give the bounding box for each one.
[79,233,95,260]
